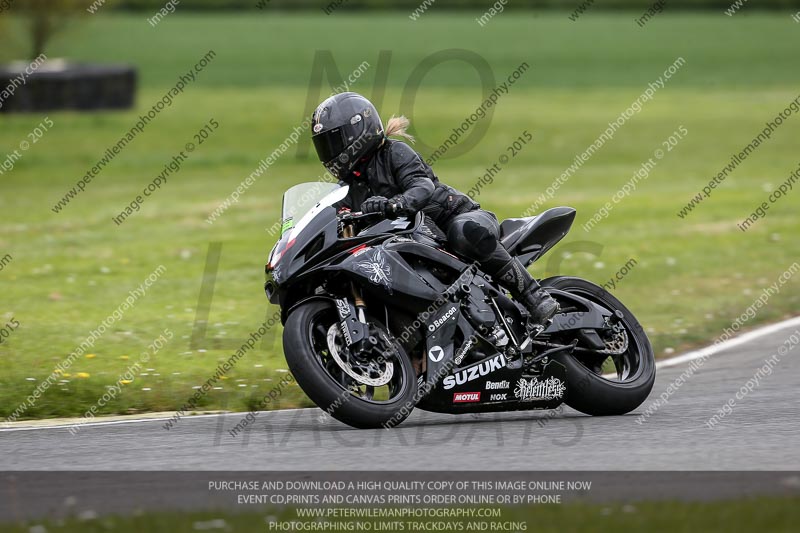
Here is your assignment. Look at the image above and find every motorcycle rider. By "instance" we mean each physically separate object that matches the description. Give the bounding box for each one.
[310,92,559,332]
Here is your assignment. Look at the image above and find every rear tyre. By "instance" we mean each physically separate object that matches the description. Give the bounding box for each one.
[283,300,417,429]
[541,276,656,416]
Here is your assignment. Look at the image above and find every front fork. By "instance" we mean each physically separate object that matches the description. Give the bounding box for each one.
[341,217,368,325]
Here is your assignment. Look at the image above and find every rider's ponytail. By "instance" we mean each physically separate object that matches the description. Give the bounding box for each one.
[385,115,415,144]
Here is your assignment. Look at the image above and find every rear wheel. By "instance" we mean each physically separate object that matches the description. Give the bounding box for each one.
[283,300,417,429]
[540,276,655,416]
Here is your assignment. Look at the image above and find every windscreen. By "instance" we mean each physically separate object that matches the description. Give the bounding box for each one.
[280,182,344,236]
[268,182,350,269]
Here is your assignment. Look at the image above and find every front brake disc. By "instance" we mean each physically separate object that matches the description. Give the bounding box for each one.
[326,324,394,387]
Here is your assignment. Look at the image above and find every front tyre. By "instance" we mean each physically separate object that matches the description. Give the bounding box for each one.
[283,300,417,429]
[541,276,656,416]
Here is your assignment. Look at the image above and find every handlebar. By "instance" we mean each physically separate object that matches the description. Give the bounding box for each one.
[339,210,385,222]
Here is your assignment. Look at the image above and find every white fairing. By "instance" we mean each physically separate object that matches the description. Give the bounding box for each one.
[285,184,349,242]
[269,183,349,267]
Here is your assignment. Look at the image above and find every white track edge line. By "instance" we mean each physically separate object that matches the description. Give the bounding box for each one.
[0,408,316,433]
[654,315,800,369]
[3,315,799,433]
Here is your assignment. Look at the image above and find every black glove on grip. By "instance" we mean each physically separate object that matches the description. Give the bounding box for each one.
[361,196,389,215]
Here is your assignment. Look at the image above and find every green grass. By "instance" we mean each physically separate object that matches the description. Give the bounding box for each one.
[4,12,800,89]
[4,497,799,532]
[1,12,799,419]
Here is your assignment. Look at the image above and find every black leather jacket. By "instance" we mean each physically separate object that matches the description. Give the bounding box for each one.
[338,140,478,226]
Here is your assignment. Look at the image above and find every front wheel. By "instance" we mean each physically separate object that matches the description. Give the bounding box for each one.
[541,276,656,416]
[283,300,418,429]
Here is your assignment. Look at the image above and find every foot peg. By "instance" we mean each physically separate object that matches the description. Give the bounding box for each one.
[507,321,562,371]
[506,348,523,370]
[527,320,548,338]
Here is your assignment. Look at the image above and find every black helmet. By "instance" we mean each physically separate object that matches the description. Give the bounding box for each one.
[311,92,384,179]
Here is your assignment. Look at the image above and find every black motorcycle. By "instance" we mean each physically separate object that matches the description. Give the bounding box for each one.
[265,183,655,429]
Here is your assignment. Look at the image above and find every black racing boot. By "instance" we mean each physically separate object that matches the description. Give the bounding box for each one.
[496,258,559,329]
[495,258,559,370]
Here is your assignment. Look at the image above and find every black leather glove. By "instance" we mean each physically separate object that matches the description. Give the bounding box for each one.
[361,196,389,216]
[386,195,406,219]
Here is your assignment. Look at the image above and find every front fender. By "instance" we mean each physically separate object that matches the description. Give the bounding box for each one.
[282,295,337,325]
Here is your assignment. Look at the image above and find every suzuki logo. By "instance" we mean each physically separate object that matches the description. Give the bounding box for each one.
[443,353,507,390]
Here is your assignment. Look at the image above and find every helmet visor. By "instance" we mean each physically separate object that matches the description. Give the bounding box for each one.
[312,127,347,164]
[312,117,366,160]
